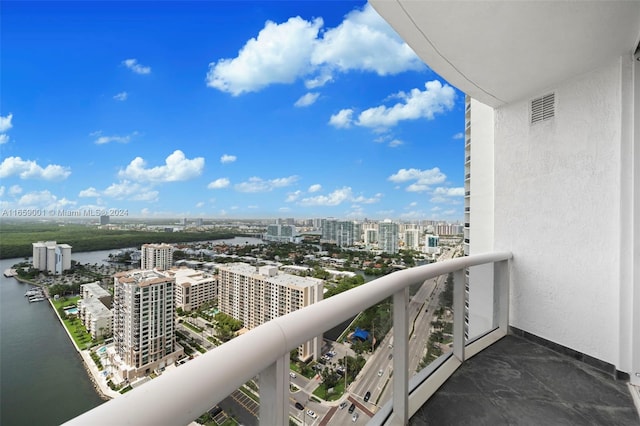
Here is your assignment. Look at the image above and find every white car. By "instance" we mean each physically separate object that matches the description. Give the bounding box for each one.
[289,372,296,378]
[306,409,317,419]
[352,412,359,422]
[378,369,383,376]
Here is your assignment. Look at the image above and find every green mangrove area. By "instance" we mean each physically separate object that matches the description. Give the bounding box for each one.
[0,222,237,259]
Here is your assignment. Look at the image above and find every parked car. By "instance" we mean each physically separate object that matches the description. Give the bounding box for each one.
[289,372,296,378]
[352,412,359,422]
[339,401,347,410]
[348,403,356,413]
[378,369,383,376]
[295,402,304,410]
[364,391,371,402]
[306,410,317,419]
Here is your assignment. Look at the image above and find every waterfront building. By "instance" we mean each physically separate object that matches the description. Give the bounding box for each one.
[403,229,420,250]
[264,222,300,243]
[165,267,218,312]
[321,218,358,247]
[111,269,183,381]
[217,263,323,361]
[32,241,72,275]
[378,219,399,254]
[78,282,113,340]
[140,243,173,270]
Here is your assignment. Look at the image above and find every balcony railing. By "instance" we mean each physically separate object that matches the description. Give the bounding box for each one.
[64,252,512,426]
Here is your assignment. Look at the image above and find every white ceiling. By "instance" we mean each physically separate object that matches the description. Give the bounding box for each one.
[370,1,640,107]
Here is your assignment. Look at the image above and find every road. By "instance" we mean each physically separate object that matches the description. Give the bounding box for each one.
[333,248,456,423]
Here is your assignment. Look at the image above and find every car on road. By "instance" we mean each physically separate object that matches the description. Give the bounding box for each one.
[378,369,383,376]
[339,402,347,410]
[364,391,371,402]
[348,403,356,413]
[289,372,296,378]
[295,402,304,410]
[306,410,317,419]
[352,412,359,422]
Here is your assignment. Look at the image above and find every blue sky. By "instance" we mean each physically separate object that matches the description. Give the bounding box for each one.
[0,1,465,221]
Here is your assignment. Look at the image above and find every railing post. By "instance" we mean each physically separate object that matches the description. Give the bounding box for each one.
[391,287,409,425]
[259,353,289,426]
[453,268,466,362]
[493,259,510,334]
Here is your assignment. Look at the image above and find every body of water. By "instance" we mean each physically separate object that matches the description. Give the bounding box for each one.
[0,256,106,425]
[0,237,264,424]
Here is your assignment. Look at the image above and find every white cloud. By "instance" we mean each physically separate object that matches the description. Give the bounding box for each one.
[79,187,101,198]
[352,192,382,204]
[17,190,76,210]
[206,4,424,96]
[388,168,446,184]
[207,178,230,189]
[300,187,353,206]
[220,154,237,164]
[9,185,22,196]
[95,131,137,145]
[104,181,158,201]
[453,132,464,139]
[1,113,13,144]
[409,201,417,207]
[113,92,128,101]
[286,190,302,202]
[329,109,354,128]
[122,58,151,75]
[294,92,320,107]
[388,139,403,148]
[0,113,13,132]
[353,81,456,129]
[235,176,298,193]
[195,201,205,208]
[308,184,322,193]
[433,187,465,197]
[0,156,71,181]
[118,150,204,182]
[310,4,423,76]
[206,17,322,95]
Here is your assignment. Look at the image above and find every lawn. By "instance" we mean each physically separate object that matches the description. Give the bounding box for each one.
[52,296,94,349]
[312,380,346,401]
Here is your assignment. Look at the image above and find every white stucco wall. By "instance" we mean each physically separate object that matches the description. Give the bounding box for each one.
[493,58,625,366]
[468,99,496,338]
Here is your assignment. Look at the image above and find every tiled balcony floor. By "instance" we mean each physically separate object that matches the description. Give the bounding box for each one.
[411,335,639,425]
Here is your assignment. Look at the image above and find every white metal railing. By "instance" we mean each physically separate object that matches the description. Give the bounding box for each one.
[63,252,511,426]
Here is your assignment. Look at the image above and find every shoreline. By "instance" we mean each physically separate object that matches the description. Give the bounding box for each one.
[46,296,119,401]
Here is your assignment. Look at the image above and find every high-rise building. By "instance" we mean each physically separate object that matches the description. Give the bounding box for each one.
[378,220,399,254]
[100,215,110,225]
[264,223,300,243]
[140,243,173,270]
[321,219,358,247]
[404,229,420,250]
[217,263,323,361]
[32,241,72,275]
[165,267,218,312]
[111,269,183,381]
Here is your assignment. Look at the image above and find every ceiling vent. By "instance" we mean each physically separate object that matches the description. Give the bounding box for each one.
[530,92,555,124]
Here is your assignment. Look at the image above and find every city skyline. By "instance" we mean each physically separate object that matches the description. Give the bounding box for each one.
[1,1,465,221]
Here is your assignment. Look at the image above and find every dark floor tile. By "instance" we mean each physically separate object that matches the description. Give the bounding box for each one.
[410,335,640,426]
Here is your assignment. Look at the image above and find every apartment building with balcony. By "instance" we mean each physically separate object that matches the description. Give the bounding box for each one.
[32,241,72,275]
[111,269,183,381]
[217,263,323,361]
[140,243,173,271]
[379,219,400,254]
[78,282,113,340]
[165,267,218,312]
[66,3,639,425]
